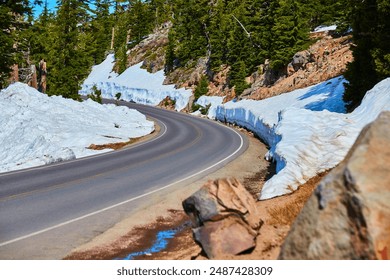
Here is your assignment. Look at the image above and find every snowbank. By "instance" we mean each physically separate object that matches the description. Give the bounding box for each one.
[215,76,390,199]
[0,82,154,173]
[195,95,225,119]
[80,54,192,111]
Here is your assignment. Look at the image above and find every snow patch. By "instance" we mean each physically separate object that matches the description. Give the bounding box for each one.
[80,55,192,111]
[0,82,154,173]
[312,25,338,33]
[195,95,225,119]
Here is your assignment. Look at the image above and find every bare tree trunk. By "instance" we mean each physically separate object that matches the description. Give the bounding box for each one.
[232,15,251,37]
[38,59,47,93]
[30,64,38,89]
[10,64,19,83]
[232,14,261,49]
[111,27,115,50]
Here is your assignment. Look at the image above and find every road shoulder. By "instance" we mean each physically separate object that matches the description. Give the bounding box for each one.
[65,127,270,259]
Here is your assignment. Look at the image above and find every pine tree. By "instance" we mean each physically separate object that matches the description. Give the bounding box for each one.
[164,29,176,73]
[343,0,387,111]
[0,0,33,88]
[149,0,174,29]
[301,0,345,30]
[194,75,209,100]
[113,7,129,74]
[208,0,230,72]
[164,0,352,96]
[269,0,309,71]
[128,0,154,46]
[372,0,390,79]
[48,0,91,99]
[28,1,55,64]
[169,0,209,66]
[90,0,114,64]
[230,60,249,97]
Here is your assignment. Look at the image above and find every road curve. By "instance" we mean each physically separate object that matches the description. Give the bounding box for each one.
[0,101,247,259]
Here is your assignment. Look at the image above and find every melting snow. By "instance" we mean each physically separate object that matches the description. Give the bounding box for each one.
[0,82,154,173]
[214,76,390,199]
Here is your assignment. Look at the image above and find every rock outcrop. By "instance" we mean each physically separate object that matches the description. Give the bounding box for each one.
[242,34,353,100]
[182,178,262,259]
[279,111,390,260]
[126,22,171,73]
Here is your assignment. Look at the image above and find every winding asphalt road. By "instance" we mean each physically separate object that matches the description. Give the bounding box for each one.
[0,101,247,259]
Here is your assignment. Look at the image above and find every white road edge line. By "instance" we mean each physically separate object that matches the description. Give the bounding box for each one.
[0,125,244,247]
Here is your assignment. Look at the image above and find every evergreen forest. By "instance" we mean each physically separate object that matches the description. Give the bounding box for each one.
[1,0,389,110]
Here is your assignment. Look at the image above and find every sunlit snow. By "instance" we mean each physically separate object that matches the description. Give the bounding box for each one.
[0,82,154,173]
[214,77,390,199]
[80,54,192,111]
[312,25,338,33]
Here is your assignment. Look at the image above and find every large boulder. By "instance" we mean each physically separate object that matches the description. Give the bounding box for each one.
[279,111,390,259]
[291,50,313,71]
[183,178,262,259]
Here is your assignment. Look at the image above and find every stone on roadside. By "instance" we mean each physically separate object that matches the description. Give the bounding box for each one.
[183,178,262,259]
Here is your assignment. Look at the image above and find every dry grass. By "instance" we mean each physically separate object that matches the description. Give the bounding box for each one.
[267,174,326,226]
[88,123,159,151]
[87,138,140,150]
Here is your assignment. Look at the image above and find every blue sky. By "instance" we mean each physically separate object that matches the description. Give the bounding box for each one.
[31,0,114,18]
[31,0,57,17]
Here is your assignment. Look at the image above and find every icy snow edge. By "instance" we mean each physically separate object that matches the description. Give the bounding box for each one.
[0,82,155,173]
[214,77,390,200]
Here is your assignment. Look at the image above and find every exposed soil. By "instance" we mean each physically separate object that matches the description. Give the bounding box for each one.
[64,210,195,260]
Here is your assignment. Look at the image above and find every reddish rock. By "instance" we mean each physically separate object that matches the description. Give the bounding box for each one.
[193,216,257,258]
[246,35,353,100]
[279,112,390,260]
[183,178,262,259]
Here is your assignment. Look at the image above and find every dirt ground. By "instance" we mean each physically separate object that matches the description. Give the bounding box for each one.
[65,127,325,260]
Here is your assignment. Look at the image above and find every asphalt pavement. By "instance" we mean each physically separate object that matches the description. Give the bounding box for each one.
[0,101,247,259]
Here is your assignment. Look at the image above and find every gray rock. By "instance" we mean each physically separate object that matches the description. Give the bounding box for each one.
[279,111,390,260]
[291,50,312,71]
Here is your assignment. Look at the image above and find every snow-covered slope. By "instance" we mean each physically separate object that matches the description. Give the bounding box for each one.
[0,82,154,173]
[80,54,192,111]
[215,76,390,200]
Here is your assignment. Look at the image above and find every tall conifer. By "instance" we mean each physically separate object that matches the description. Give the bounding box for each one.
[0,0,32,88]
[48,0,90,99]
[343,0,384,111]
